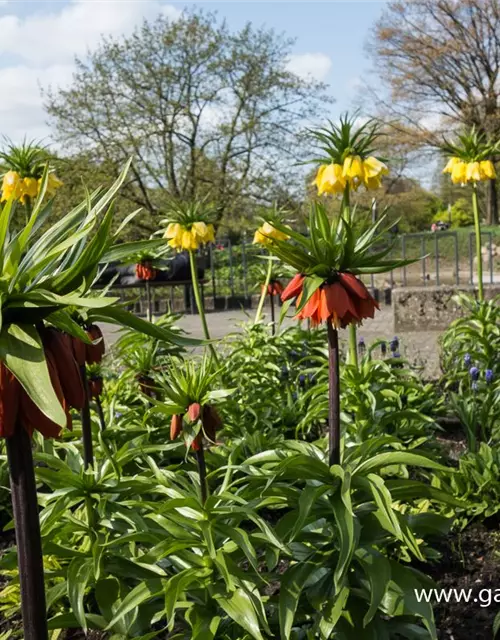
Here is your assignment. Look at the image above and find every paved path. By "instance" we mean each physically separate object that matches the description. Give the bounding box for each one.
[101,304,442,379]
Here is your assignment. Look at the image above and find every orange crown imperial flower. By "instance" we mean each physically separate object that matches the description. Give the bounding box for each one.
[283,271,379,328]
[0,333,79,440]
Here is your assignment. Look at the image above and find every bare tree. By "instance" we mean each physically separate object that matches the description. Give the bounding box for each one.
[44,9,331,234]
[369,0,500,223]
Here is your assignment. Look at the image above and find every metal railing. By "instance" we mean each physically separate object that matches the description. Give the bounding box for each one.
[101,230,500,316]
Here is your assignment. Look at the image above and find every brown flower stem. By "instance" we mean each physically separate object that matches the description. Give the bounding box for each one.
[195,441,208,505]
[79,365,94,469]
[6,425,48,640]
[95,395,106,432]
[472,183,484,301]
[270,292,276,335]
[327,322,341,467]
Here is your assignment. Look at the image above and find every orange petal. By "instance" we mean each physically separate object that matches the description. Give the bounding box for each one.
[282,274,305,302]
[325,282,360,323]
[338,272,370,300]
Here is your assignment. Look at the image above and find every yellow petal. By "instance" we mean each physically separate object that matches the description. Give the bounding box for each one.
[253,229,266,245]
[465,161,481,182]
[451,161,467,184]
[205,224,215,243]
[191,221,208,239]
[364,175,382,190]
[21,177,38,198]
[343,155,364,180]
[318,163,345,194]
[443,157,461,174]
[312,164,327,189]
[479,160,496,180]
[164,222,182,239]
[363,156,389,179]
[1,171,21,201]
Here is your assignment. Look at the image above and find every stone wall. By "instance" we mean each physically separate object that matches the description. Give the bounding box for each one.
[393,285,500,331]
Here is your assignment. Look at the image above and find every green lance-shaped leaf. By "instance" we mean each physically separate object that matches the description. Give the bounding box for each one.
[214,587,265,640]
[67,557,94,632]
[279,561,319,640]
[355,547,391,627]
[88,305,202,347]
[0,323,66,426]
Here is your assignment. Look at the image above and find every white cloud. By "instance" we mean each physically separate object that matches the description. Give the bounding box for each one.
[0,1,180,142]
[286,53,332,82]
[0,64,75,141]
[0,1,180,66]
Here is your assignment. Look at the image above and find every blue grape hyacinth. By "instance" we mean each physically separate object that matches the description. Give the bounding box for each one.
[485,369,494,384]
[469,366,479,381]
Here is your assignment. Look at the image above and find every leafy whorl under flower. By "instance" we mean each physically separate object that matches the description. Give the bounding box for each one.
[441,126,500,184]
[260,200,419,321]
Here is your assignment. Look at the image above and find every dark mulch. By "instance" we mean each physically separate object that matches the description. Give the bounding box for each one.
[425,523,500,639]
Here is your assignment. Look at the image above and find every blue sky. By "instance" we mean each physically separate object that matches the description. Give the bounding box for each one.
[0,0,388,141]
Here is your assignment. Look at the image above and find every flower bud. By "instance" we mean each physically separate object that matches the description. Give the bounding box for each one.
[170,414,183,440]
[187,402,201,422]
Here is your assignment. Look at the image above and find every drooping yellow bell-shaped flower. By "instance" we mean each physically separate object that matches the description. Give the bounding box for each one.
[314,163,346,195]
[342,155,365,181]
[443,157,461,174]
[253,221,289,245]
[1,170,22,201]
[465,161,481,182]
[164,222,182,240]
[192,221,210,241]
[363,156,389,179]
[479,160,496,180]
[450,161,467,184]
[42,173,63,196]
[181,229,199,251]
[19,176,38,203]
[364,175,382,191]
[204,224,215,243]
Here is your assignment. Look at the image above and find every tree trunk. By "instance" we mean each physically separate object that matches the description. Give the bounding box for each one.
[486,177,499,225]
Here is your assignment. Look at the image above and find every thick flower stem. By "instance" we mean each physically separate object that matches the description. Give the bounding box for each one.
[6,426,48,640]
[188,250,218,362]
[472,183,484,301]
[254,260,273,324]
[195,442,208,505]
[79,365,94,469]
[327,322,341,467]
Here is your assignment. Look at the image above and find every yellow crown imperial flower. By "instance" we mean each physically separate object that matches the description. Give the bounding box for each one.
[479,160,496,180]
[465,161,481,182]
[442,157,462,174]
[450,161,467,185]
[1,170,22,201]
[253,221,289,245]
[314,163,346,195]
[363,156,389,179]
